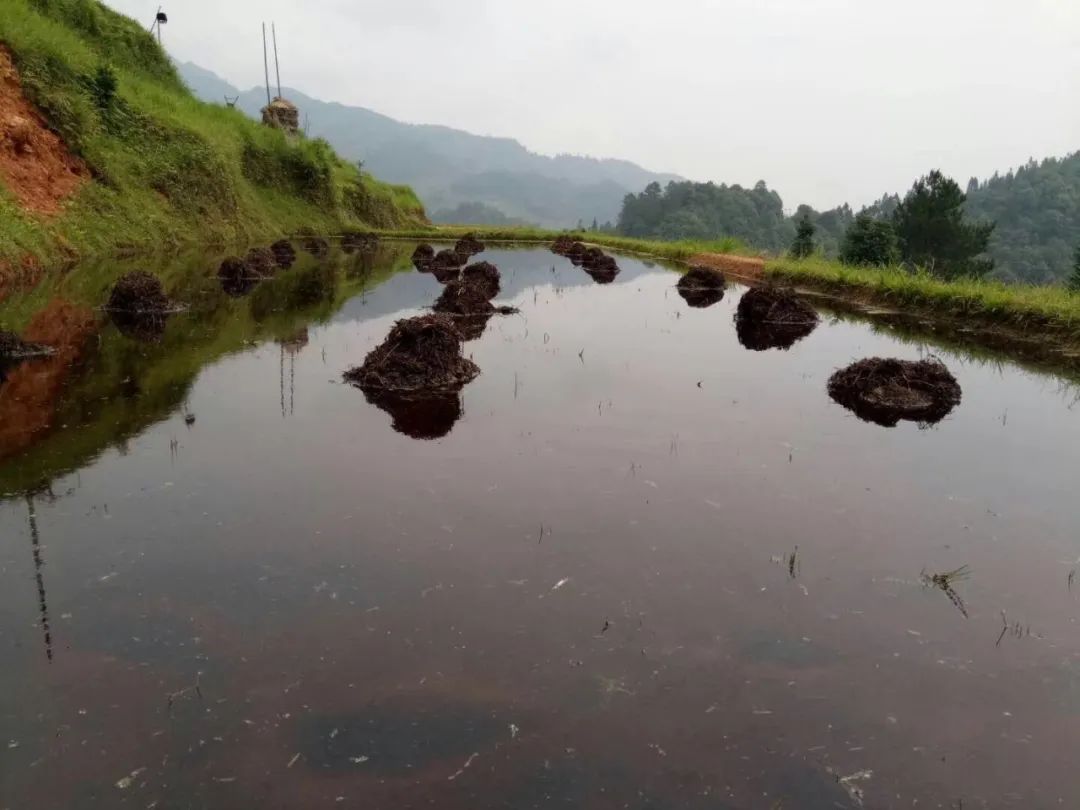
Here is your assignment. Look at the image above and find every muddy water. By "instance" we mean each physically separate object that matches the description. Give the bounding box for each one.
[2,243,1080,809]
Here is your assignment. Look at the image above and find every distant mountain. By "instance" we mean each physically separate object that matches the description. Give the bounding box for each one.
[177,62,681,228]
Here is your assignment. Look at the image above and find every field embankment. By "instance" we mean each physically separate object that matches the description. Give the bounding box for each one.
[0,0,424,276]
[386,225,1080,347]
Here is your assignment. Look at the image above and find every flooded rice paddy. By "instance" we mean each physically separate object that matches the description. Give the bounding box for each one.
[2,242,1080,808]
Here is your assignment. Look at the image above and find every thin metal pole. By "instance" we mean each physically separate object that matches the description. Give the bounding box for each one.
[262,23,272,106]
[149,6,160,32]
[272,23,282,100]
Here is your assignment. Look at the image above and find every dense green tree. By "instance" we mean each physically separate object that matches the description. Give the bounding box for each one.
[790,217,816,258]
[893,170,996,279]
[839,213,899,267]
[1069,244,1080,292]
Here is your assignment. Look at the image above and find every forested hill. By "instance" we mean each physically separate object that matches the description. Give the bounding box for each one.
[964,155,1080,284]
[618,154,1080,284]
[178,62,681,229]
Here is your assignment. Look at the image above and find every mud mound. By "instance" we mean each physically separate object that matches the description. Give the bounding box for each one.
[342,231,379,254]
[431,249,466,271]
[461,261,501,299]
[271,239,297,269]
[412,243,436,270]
[565,241,587,263]
[218,257,258,297]
[677,266,726,307]
[0,46,87,215]
[433,282,495,317]
[551,235,577,255]
[454,233,485,257]
[432,265,461,284]
[580,250,620,283]
[106,271,170,314]
[735,286,819,351]
[344,314,480,393]
[244,246,277,278]
[828,357,962,427]
[363,389,464,440]
[679,266,727,291]
[301,235,329,257]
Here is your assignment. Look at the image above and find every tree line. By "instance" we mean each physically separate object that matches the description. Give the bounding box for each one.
[617,153,1080,284]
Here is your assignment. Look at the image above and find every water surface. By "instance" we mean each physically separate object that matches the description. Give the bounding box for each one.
[2,243,1080,809]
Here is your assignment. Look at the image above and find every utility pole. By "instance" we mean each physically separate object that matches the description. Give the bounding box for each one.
[261,23,272,106]
[272,23,282,100]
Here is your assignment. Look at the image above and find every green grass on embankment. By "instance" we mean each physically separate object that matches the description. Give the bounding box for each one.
[765,256,1080,341]
[0,0,425,271]
[378,225,750,263]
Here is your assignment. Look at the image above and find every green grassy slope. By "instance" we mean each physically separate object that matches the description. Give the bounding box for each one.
[0,0,425,270]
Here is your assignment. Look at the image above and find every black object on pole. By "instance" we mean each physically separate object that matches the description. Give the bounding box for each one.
[262,23,272,107]
[272,23,282,100]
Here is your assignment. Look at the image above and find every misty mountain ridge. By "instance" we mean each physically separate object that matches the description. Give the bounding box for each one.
[177,61,681,227]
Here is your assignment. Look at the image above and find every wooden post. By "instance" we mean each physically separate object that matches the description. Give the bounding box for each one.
[272,23,282,100]
[262,23,272,106]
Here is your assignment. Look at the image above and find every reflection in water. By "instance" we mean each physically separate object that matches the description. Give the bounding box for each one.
[734,287,820,351]
[734,315,818,351]
[362,388,464,440]
[678,286,725,309]
[278,328,308,417]
[25,494,53,662]
[110,309,171,343]
[5,246,1080,807]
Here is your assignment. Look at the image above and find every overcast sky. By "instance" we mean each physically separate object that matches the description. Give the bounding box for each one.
[107,0,1079,210]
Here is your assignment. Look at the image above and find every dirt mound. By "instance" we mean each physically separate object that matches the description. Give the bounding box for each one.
[301,235,329,257]
[218,256,258,297]
[431,249,466,271]
[828,357,962,427]
[551,235,577,255]
[454,234,485,257]
[342,231,379,254]
[412,243,436,270]
[735,286,819,351]
[677,266,726,307]
[580,249,620,283]
[344,314,480,393]
[461,262,501,299]
[271,239,297,269]
[106,271,171,314]
[244,246,278,278]
[679,266,727,291]
[433,283,495,317]
[565,241,587,263]
[0,46,87,215]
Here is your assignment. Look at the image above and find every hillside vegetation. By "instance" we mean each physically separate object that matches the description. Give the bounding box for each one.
[617,154,1080,285]
[0,0,424,271]
[177,61,680,230]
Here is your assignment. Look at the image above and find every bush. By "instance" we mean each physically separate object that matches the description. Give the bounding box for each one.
[89,63,117,109]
